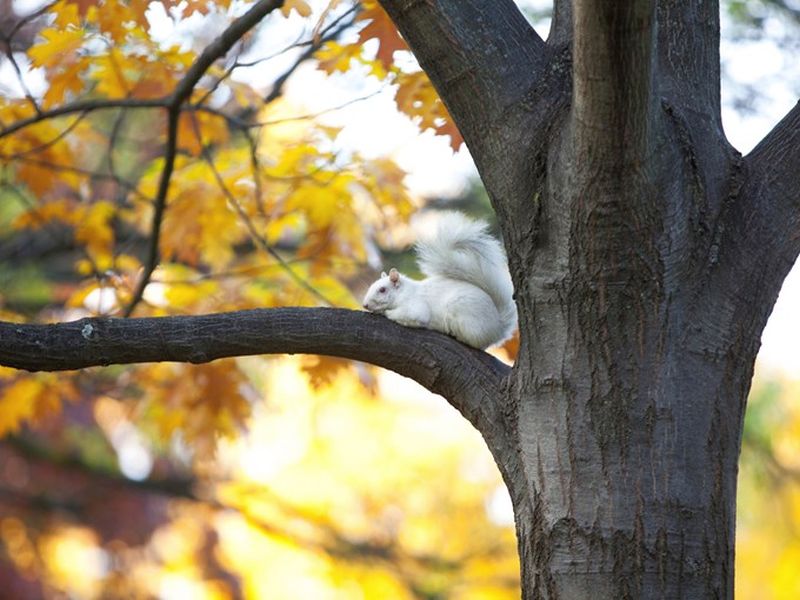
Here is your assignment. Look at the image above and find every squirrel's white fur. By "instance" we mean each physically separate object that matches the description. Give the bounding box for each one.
[362,212,517,349]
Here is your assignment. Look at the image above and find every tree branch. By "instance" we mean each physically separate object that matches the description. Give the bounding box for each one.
[377,0,549,156]
[656,0,722,127]
[263,6,357,104]
[122,0,285,317]
[734,99,800,278]
[744,100,800,218]
[0,308,510,435]
[377,0,567,264]
[550,0,572,46]
[572,0,656,172]
[683,101,800,367]
[0,98,169,139]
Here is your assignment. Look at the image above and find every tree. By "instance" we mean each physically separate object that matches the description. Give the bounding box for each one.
[1,0,798,598]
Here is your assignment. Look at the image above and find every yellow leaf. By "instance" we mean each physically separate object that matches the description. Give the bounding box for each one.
[94,0,138,42]
[28,27,85,69]
[395,70,463,150]
[74,200,116,262]
[13,198,75,230]
[315,41,362,74]
[52,0,81,28]
[0,375,75,436]
[91,47,133,97]
[0,378,42,435]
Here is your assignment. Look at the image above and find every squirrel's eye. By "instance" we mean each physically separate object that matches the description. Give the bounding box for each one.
[378,287,386,293]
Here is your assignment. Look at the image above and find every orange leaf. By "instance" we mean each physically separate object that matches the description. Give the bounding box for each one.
[43,57,88,108]
[356,0,407,69]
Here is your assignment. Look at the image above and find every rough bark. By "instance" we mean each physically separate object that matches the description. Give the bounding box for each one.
[2,0,800,598]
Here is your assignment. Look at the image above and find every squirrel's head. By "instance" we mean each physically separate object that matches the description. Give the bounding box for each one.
[362,267,402,313]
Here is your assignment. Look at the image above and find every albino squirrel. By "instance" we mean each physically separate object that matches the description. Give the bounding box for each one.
[362,212,517,349]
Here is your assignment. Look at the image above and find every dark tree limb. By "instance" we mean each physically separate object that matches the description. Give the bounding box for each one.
[376,0,550,185]
[0,308,510,438]
[377,0,567,272]
[550,0,572,46]
[656,0,721,125]
[743,99,800,238]
[708,99,800,331]
[377,0,546,125]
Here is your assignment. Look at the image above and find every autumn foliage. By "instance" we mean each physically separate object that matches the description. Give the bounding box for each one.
[0,0,517,597]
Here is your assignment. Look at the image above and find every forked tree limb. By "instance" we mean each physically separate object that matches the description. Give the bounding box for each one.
[715,99,800,310]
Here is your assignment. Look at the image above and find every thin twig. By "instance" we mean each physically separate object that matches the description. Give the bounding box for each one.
[11,112,87,157]
[122,0,285,317]
[0,98,168,139]
[2,46,40,114]
[254,89,383,127]
[263,7,357,104]
[1,154,151,202]
[7,1,58,41]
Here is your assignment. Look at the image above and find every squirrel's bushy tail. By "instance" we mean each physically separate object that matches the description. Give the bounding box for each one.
[416,212,517,338]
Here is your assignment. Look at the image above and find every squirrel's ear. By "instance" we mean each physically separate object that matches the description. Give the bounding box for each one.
[380,271,387,278]
[389,268,400,285]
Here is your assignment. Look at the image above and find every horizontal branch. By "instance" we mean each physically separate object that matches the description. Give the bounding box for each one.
[0,308,510,435]
[0,98,167,139]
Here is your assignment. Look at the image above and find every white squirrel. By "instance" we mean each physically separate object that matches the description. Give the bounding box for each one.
[362,212,517,349]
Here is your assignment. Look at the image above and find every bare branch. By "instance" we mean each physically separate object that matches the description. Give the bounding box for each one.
[656,0,722,126]
[263,8,356,104]
[0,308,510,435]
[736,100,800,270]
[0,98,168,139]
[122,0,285,317]
[744,100,800,211]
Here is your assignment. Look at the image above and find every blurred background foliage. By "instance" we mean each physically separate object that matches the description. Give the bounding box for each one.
[0,0,798,597]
